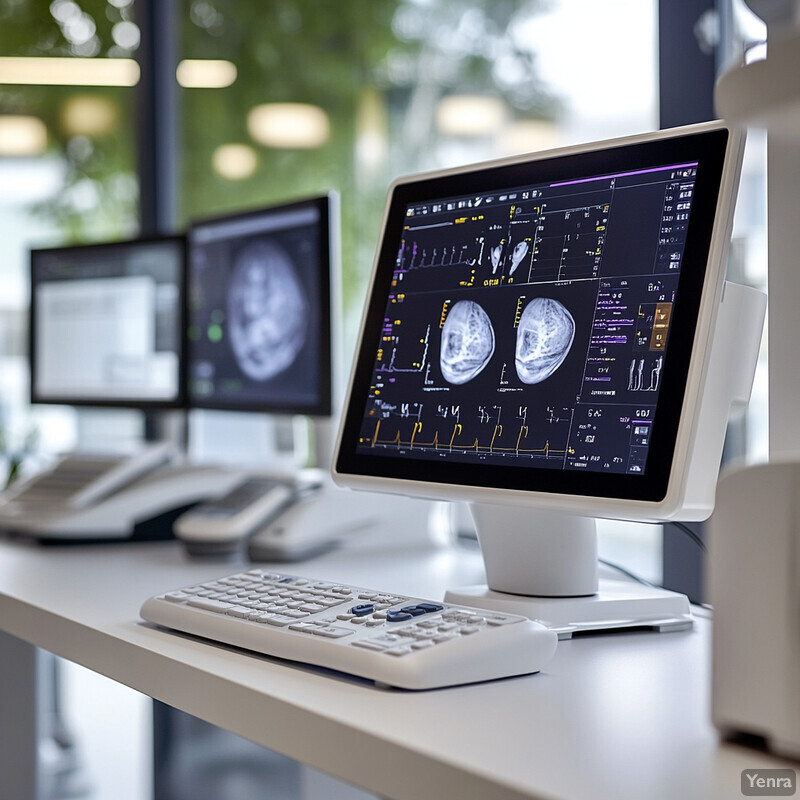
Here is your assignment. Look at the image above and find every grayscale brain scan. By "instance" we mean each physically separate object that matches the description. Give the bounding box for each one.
[228,240,308,382]
[515,297,575,384]
[440,299,496,384]
[509,240,530,275]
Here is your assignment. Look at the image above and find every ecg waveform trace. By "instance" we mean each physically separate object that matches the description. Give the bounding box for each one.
[363,402,574,463]
[398,235,484,271]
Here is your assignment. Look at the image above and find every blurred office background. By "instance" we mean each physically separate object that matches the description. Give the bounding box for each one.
[0,1,768,798]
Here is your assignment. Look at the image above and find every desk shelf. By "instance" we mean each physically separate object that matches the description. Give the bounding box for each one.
[0,537,794,800]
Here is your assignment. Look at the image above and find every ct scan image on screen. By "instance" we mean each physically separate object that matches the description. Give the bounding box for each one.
[187,198,331,416]
[353,159,702,481]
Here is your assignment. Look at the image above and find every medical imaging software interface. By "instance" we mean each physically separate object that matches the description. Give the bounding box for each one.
[31,238,184,405]
[188,203,327,413]
[356,161,699,476]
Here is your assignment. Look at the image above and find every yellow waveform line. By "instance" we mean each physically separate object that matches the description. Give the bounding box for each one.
[516,425,528,453]
[370,426,564,456]
[490,424,503,451]
[449,424,462,451]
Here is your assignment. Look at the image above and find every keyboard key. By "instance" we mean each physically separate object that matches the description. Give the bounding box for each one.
[164,592,192,603]
[187,598,234,613]
[311,627,353,639]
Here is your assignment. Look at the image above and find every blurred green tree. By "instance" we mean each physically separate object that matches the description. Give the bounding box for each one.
[1,0,555,306]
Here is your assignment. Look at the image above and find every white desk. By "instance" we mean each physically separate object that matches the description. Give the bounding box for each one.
[0,532,789,800]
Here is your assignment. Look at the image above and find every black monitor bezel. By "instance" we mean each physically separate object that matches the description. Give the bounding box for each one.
[335,127,730,504]
[29,234,188,410]
[185,194,334,418]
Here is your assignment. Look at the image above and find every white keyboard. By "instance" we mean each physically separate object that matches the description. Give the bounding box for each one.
[140,568,557,690]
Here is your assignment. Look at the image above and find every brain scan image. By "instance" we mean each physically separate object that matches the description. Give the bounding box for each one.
[440,300,495,384]
[490,242,504,274]
[227,240,309,382]
[509,240,530,276]
[515,297,575,384]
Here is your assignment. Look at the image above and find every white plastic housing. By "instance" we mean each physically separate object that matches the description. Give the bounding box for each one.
[709,460,800,758]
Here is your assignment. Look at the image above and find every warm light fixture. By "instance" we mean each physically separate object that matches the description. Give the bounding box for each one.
[212,144,257,180]
[435,94,507,138]
[247,103,330,149]
[0,115,48,156]
[0,57,140,87]
[61,96,119,136]
[356,88,387,171]
[176,59,237,88]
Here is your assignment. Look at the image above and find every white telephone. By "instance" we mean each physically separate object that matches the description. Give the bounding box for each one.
[172,471,323,558]
[0,443,246,543]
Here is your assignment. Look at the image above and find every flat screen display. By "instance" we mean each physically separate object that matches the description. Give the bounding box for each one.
[30,236,186,408]
[335,127,731,503]
[186,196,332,416]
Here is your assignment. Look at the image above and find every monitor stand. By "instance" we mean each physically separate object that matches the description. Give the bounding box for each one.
[444,503,692,639]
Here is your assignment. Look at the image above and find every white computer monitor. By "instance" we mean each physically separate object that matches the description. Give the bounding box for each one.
[332,122,765,636]
[30,235,186,409]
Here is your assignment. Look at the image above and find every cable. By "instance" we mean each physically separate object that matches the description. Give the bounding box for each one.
[666,520,707,553]
[598,558,658,588]
[600,520,706,589]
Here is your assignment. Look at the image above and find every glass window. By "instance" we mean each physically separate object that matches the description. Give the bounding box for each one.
[179,0,660,571]
[179,0,658,318]
[0,0,142,474]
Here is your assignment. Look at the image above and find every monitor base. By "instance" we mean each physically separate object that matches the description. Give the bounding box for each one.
[444,580,692,640]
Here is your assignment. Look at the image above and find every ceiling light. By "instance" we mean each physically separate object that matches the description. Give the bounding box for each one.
[0,116,48,157]
[435,94,507,138]
[247,103,330,149]
[212,144,258,180]
[177,59,237,88]
[0,57,140,87]
[61,96,119,137]
[356,88,387,171]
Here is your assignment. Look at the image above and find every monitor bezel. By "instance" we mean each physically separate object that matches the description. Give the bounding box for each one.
[334,123,740,518]
[185,194,334,418]
[29,234,188,410]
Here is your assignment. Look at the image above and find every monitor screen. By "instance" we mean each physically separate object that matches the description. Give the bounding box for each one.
[30,236,186,408]
[186,196,333,416]
[335,124,738,516]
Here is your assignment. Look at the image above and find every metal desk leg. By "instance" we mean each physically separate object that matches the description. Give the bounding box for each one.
[0,630,40,800]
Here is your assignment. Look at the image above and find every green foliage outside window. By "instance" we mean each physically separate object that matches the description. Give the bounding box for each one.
[1,0,554,308]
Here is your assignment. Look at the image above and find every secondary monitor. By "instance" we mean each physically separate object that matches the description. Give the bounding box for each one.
[186,195,333,417]
[333,122,765,634]
[30,235,186,408]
